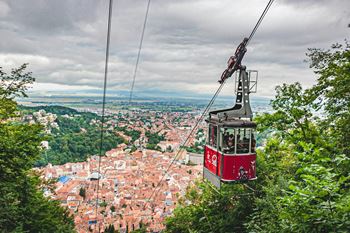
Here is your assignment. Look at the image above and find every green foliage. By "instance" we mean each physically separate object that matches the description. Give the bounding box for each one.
[183,145,204,154]
[145,131,164,151]
[184,129,205,154]
[0,63,34,99]
[146,131,165,144]
[22,106,126,166]
[0,175,76,233]
[0,64,34,120]
[165,181,256,233]
[278,153,349,232]
[166,42,350,233]
[306,41,350,155]
[104,224,117,233]
[246,141,349,233]
[79,187,86,200]
[0,65,75,232]
[115,126,141,143]
[42,127,124,165]
[166,145,173,152]
[131,226,148,233]
[146,143,162,151]
[0,123,44,177]
[130,145,138,153]
[100,201,108,208]
[125,129,141,142]
[21,105,79,116]
[255,82,315,144]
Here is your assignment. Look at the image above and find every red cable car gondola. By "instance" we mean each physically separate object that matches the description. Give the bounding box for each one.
[203,39,258,188]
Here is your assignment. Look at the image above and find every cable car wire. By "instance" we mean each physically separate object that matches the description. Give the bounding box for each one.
[94,0,113,231]
[142,0,275,210]
[247,0,274,46]
[129,0,151,103]
[92,0,152,228]
[142,80,226,210]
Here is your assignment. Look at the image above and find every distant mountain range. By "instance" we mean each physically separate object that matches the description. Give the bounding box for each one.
[27,88,271,103]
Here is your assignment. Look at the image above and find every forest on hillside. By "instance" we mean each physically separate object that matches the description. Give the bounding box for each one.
[165,43,350,232]
[21,105,126,166]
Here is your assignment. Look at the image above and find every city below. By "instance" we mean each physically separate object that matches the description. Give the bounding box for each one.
[20,96,271,232]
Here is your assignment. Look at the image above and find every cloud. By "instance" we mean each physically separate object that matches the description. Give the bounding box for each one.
[0,1,10,17]
[0,0,349,99]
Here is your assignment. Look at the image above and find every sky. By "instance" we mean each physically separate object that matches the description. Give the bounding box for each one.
[0,0,349,99]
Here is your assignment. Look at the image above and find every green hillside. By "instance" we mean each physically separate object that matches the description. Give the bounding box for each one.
[21,105,125,166]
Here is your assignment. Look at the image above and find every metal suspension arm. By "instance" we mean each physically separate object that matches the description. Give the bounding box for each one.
[219,37,248,84]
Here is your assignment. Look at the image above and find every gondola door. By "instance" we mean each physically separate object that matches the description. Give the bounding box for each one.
[204,124,222,188]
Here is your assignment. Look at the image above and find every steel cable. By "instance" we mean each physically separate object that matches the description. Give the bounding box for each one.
[247,0,274,46]
[141,80,226,210]
[129,0,151,102]
[94,0,113,232]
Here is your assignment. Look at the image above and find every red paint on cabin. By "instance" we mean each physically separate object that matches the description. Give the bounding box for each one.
[221,154,256,181]
[204,146,220,175]
[204,145,256,182]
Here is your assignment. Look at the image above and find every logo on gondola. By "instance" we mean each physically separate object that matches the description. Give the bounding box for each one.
[206,151,210,160]
[206,151,217,167]
[238,166,248,180]
[211,154,217,166]
[251,160,256,173]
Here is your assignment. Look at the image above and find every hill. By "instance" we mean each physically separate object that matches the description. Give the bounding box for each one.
[20,105,125,166]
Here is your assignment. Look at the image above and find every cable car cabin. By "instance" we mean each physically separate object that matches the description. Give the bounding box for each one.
[204,120,257,184]
[203,68,258,188]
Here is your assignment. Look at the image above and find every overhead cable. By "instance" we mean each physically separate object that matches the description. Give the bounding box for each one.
[142,80,226,210]
[94,0,113,231]
[129,0,151,102]
[247,0,274,46]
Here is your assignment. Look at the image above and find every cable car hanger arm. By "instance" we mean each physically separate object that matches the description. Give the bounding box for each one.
[218,37,248,84]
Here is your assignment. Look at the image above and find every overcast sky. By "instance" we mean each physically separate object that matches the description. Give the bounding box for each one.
[0,0,349,98]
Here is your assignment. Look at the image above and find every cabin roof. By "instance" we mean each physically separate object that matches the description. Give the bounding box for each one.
[207,118,256,128]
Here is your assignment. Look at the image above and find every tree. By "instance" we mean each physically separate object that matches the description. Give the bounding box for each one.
[165,181,256,233]
[100,201,108,208]
[0,65,75,232]
[247,43,349,232]
[79,187,86,200]
[0,63,34,119]
[104,224,117,233]
[29,108,125,166]
[166,145,173,152]
[131,226,148,233]
[306,41,350,155]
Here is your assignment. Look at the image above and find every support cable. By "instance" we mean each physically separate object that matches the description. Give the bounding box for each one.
[142,81,226,210]
[129,0,151,102]
[94,0,113,231]
[247,0,274,46]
